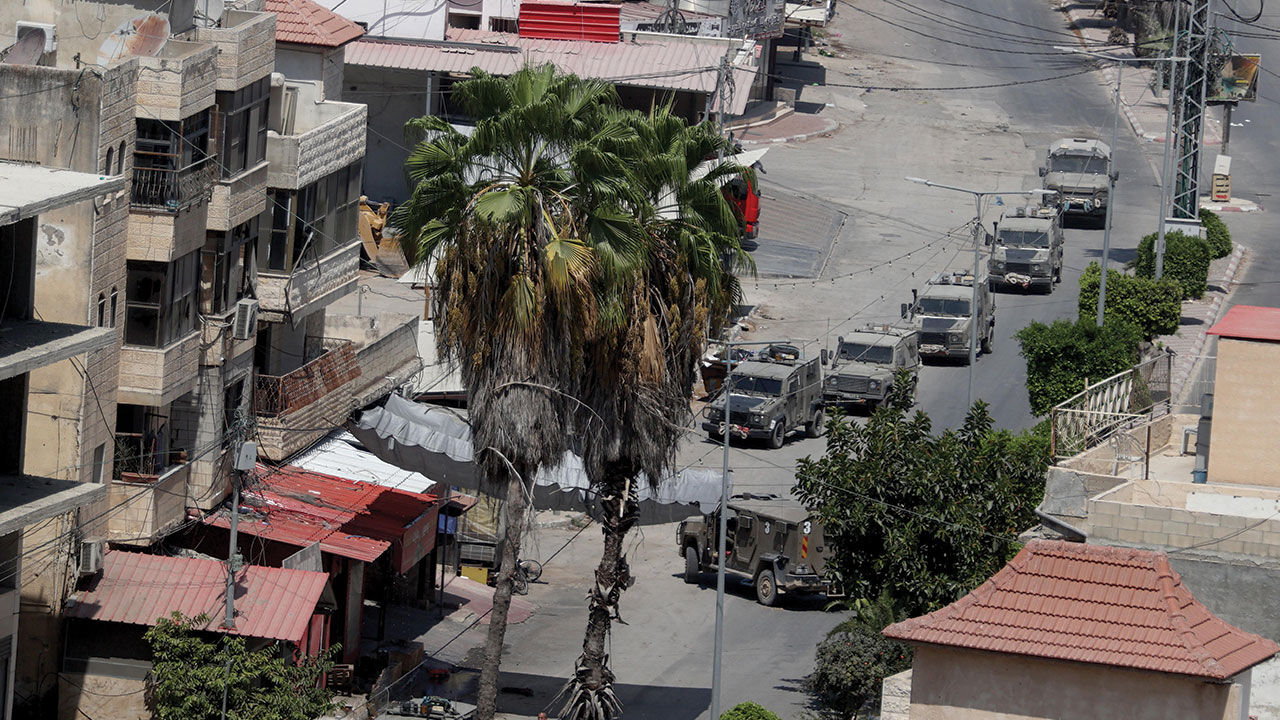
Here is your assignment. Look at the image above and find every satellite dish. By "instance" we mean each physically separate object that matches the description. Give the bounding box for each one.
[195,0,225,28]
[97,13,170,66]
[1,28,46,66]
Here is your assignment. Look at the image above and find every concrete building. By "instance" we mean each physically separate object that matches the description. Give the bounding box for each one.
[0,162,120,720]
[883,540,1278,720]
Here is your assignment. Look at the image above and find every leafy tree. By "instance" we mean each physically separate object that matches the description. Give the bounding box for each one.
[803,593,913,720]
[793,372,1049,617]
[1132,229,1211,299]
[145,612,336,720]
[1077,262,1181,340]
[720,701,783,720]
[1199,208,1233,259]
[1016,317,1142,414]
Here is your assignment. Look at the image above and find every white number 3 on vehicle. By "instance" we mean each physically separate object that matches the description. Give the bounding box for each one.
[802,521,812,535]
[763,521,771,535]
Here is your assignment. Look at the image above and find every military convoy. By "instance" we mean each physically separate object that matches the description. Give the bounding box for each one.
[901,270,996,363]
[1039,137,1116,222]
[988,206,1064,293]
[701,344,825,449]
[822,325,920,408]
[679,495,831,606]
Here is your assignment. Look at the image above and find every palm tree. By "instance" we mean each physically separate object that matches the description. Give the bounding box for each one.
[392,66,645,720]
[561,107,752,720]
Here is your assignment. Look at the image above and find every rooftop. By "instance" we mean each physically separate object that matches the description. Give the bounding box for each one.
[0,321,115,382]
[0,475,107,537]
[884,539,1279,680]
[1207,305,1280,343]
[0,163,125,224]
[66,552,329,643]
[265,0,365,47]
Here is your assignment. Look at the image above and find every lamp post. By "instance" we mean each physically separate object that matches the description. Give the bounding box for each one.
[904,178,1054,408]
[1053,46,1189,289]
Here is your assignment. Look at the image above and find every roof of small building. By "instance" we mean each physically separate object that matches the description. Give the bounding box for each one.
[883,540,1280,680]
[1207,304,1280,343]
[265,0,365,47]
[66,552,328,643]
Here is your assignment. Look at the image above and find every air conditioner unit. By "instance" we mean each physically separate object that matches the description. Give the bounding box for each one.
[16,22,57,53]
[232,298,258,340]
[78,540,103,576]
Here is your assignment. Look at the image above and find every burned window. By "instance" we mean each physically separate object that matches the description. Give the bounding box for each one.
[124,253,200,347]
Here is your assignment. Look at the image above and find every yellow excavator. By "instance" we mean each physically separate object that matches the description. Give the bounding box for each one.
[357,196,410,277]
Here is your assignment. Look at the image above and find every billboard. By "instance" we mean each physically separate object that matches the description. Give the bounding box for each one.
[1208,54,1260,103]
[725,0,784,39]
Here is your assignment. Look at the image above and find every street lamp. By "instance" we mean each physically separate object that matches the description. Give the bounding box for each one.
[1053,46,1189,288]
[905,178,1054,408]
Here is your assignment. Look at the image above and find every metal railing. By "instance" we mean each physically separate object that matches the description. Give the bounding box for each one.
[253,338,361,418]
[130,156,216,211]
[113,432,187,481]
[1050,351,1173,460]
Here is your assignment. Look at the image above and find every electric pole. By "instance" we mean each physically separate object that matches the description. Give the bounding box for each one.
[221,439,257,720]
[1169,0,1215,219]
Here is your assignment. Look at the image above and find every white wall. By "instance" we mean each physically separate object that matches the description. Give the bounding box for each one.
[316,0,447,40]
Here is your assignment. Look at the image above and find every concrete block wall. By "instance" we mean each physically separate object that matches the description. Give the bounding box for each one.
[135,42,218,122]
[256,382,358,462]
[266,102,367,190]
[58,672,148,720]
[126,203,209,262]
[1089,490,1280,561]
[207,162,268,232]
[258,241,360,316]
[118,333,200,407]
[335,314,422,405]
[188,10,276,92]
[322,46,345,101]
[107,463,189,545]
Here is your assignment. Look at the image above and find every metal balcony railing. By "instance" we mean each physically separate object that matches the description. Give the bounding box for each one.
[253,338,361,418]
[113,432,188,482]
[131,156,217,211]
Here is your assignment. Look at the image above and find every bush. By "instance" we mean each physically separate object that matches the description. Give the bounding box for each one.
[804,612,913,720]
[1078,262,1181,340]
[1199,208,1233,259]
[720,702,782,720]
[1016,317,1142,414]
[1133,230,1210,300]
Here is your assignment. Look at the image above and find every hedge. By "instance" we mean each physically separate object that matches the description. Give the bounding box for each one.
[1078,262,1182,340]
[1016,316,1143,415]
[1133,230,1210,300]
[1199,208,1233,259]
[720,702,782,720]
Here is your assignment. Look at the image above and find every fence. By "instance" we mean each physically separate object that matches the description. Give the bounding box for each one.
[130,157,216,210]
[253,338,361,417]
[1050,351,1173,460]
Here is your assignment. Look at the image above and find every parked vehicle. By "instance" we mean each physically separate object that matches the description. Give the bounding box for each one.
[678,494,831,606]
[1039,137,1117,221]
[902,270,996,363]
[822,325,920,408]
[988,205,1064,293]
[701,344,824,448]
[723,174,761,239]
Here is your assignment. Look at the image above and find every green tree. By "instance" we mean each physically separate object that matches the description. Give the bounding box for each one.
[1077,262,1181,340]
[145,613,336,720]
[792,373,1049,617]
[1132,229,1211,299]
[1016,317,1142,414]
[720,701,783,720]
[803,593,913,720]
[1199,208,1233,259]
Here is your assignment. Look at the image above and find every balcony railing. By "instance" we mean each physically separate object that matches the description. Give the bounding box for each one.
[131,157,217,211]
[113,432,189,482]
[253,338,361,418]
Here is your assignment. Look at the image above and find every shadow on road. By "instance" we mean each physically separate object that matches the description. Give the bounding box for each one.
[669,573,833,612]
[493,670,711,719]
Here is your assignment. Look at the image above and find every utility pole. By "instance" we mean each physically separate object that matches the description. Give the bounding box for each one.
[221,440,257,720]
[1170,0,1215,219]
[1156,0,1183,279]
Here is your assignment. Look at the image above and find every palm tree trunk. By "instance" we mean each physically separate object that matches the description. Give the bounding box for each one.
[475,465,530,720]
[564,463,638,720]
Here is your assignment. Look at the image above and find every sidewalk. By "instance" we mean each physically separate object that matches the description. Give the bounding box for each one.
[735,109,840,145]
[1154,244,1247,404]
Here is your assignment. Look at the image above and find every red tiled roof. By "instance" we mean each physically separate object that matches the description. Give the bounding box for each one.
[883,540,1279,680]
[66,552,328,643]
[206,465,440,572]
[265,0,364,47]
[1207,305,1280,343]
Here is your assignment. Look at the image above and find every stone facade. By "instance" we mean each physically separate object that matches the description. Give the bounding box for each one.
[187,10,277,92]
[327,313,423,405]
[258,240,361,319]
[126,202,210,262]
[134,42,218,122]
[266,97,367,190]
[118,332,201,407]
[207,161,269,232]
[58,671,148,720]
[106,464,189,545]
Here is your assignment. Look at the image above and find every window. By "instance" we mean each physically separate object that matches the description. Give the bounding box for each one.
[104,146,113,176]
[133,112,211,208]
[109,287,118,328]
[202,218,257,315]
[97,293,106,327]
[91,444,106,484]
[222,379,245,446]
[117,141,125,174]
[258,162,362,273]
[124,254,200,347]
[489,17,517,32]
[215,78,270,177]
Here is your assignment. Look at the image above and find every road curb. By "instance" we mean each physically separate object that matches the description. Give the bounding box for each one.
[738,118,841,146]
[1168,244,1247,402]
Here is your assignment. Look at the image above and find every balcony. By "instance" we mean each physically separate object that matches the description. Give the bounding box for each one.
[254,338,362,462]
[106,448,189,545]
[325,313,424,406]
[0,474,107,538]
[0,319,114,383]
[257,240,360,321]
[130,158,217,212]
[134,41,218,122]
[118,332,200,407]
[266,82,367,191]
[208,160,267,232]
[186,10,276,92]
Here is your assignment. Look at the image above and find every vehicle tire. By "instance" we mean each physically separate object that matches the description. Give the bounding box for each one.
[804,409,825,438]
[767,422,785,449]
[755,569,778,606]
[518,559,543,583]
[684,547,700,583]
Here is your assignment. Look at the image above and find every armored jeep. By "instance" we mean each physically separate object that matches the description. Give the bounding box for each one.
[1040,137,1117,221]
[902,270,996,363]
[822,325,920,408]
[701,344,824,449]
[988,206,1064,293]
[678,495,830,606]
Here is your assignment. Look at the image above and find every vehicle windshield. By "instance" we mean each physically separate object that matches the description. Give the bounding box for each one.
[919,298,970,316]
[999,230,1050,247]
[837,343,893,364]
[1049,152,1108,174]
[730,375,783,396]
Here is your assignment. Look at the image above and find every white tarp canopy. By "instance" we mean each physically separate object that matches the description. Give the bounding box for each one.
[349,394,728,524]
[292,431,437,495]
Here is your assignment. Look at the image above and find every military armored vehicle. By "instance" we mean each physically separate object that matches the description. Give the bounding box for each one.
[678,494,830,606]
[988,206,1064,293]
[902,270,996,363]
[822,325,920,408]
[701,344,824,448]
[1039,137,1117,221]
